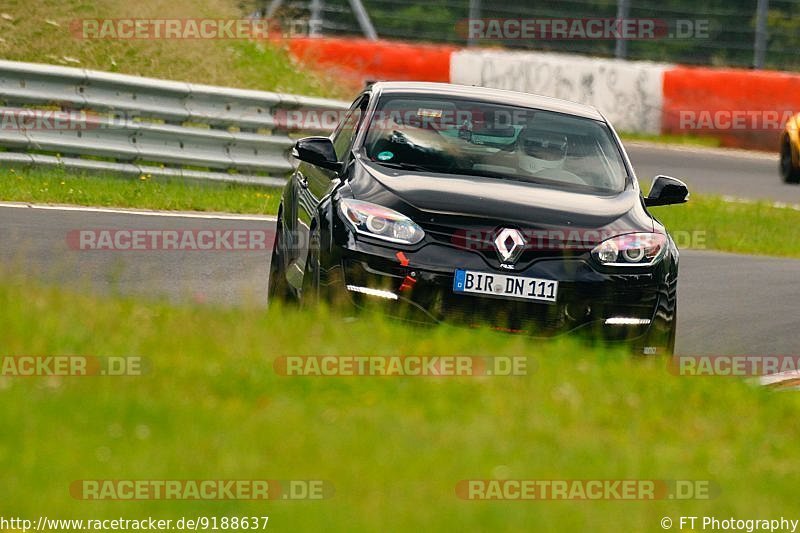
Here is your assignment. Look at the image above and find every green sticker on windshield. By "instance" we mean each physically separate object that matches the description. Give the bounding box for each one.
[377,151,394,161]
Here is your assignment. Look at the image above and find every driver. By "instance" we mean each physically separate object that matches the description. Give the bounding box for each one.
[516,128,583,183]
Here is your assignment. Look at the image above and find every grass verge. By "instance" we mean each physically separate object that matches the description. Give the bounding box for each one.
[650,196,800,258]
[0,0,352,98]
[0,167,281,215]
[2,167,800,259]
[619,132,723,148]
[0,276,799,531]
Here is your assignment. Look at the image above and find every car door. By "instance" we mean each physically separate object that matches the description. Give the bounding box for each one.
[289,95,369,289]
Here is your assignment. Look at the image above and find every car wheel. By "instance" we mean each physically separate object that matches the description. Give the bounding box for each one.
[300,228,321,307]
[780,139,800,184]
[632,300,677,357]
[666,303,677,356]
[267,219,292,306]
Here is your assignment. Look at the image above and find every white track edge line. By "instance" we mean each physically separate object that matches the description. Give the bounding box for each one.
[0,201,277,221]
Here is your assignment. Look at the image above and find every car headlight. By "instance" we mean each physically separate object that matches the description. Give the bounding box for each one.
[339,199,425,245]
[591,233,667,267]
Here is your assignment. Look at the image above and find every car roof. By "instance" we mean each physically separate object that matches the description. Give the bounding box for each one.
[369,82,605,122]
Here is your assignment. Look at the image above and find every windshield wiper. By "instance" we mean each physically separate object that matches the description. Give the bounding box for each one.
[371,160,431,172]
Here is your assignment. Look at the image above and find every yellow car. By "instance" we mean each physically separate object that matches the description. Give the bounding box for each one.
[781,113,800,183]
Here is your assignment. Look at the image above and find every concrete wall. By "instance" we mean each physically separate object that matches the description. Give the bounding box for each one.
[285,38,800,150]
[450,50,669,134]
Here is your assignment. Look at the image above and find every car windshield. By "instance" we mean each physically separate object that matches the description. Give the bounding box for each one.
[362,95,629,194]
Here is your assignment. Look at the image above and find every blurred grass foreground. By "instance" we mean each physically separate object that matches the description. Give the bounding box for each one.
[0,275,799,531]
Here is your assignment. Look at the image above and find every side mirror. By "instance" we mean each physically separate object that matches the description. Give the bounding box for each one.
[292,137,342,172]
[644,175,689,207]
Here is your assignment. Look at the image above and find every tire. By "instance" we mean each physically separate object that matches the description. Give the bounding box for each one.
[666,303,677,356]
[300,228,321,308]
[267,219,292,306]
[780,138,800,184]
[632,299,676,357]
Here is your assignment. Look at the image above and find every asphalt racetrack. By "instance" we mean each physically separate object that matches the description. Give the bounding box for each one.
[3,156,798,358]
[625,142,797,203]
[3,143,797,357]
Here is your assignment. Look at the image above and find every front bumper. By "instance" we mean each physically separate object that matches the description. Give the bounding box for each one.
[323,237,677,349]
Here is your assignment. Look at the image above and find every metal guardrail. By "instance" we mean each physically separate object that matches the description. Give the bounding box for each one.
[0,60,350,186]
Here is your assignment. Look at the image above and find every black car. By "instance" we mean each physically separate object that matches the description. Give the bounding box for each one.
[268,82,688,355]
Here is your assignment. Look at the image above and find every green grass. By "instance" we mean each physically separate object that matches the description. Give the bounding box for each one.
[0,0,351,98]
[619,132,723,148]
[0,167,281,215]
[651,196,800,258]
[3,167,800,259]
[1,276,799,531]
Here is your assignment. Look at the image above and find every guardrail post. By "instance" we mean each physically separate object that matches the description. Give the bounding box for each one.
[753,0,769,69]
[467,0,481,47]
[614,0,630,60]
[350,0,378,40]
[309,0,324,37]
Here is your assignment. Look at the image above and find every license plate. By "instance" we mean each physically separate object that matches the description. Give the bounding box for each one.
[453,269,558,303]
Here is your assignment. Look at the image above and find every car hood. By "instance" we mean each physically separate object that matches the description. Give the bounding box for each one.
[348,158,653,233]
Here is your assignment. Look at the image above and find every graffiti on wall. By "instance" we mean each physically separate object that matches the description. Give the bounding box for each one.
[451,51,668,134]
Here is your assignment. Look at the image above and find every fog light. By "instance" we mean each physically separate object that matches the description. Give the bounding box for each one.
[604,317,651,325]
[565,303,591,321]
[346,285,398,300]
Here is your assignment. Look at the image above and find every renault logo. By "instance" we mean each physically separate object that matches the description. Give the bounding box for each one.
[494,228,525,264]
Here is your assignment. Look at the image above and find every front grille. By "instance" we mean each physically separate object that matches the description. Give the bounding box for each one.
[420,220,591,269]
